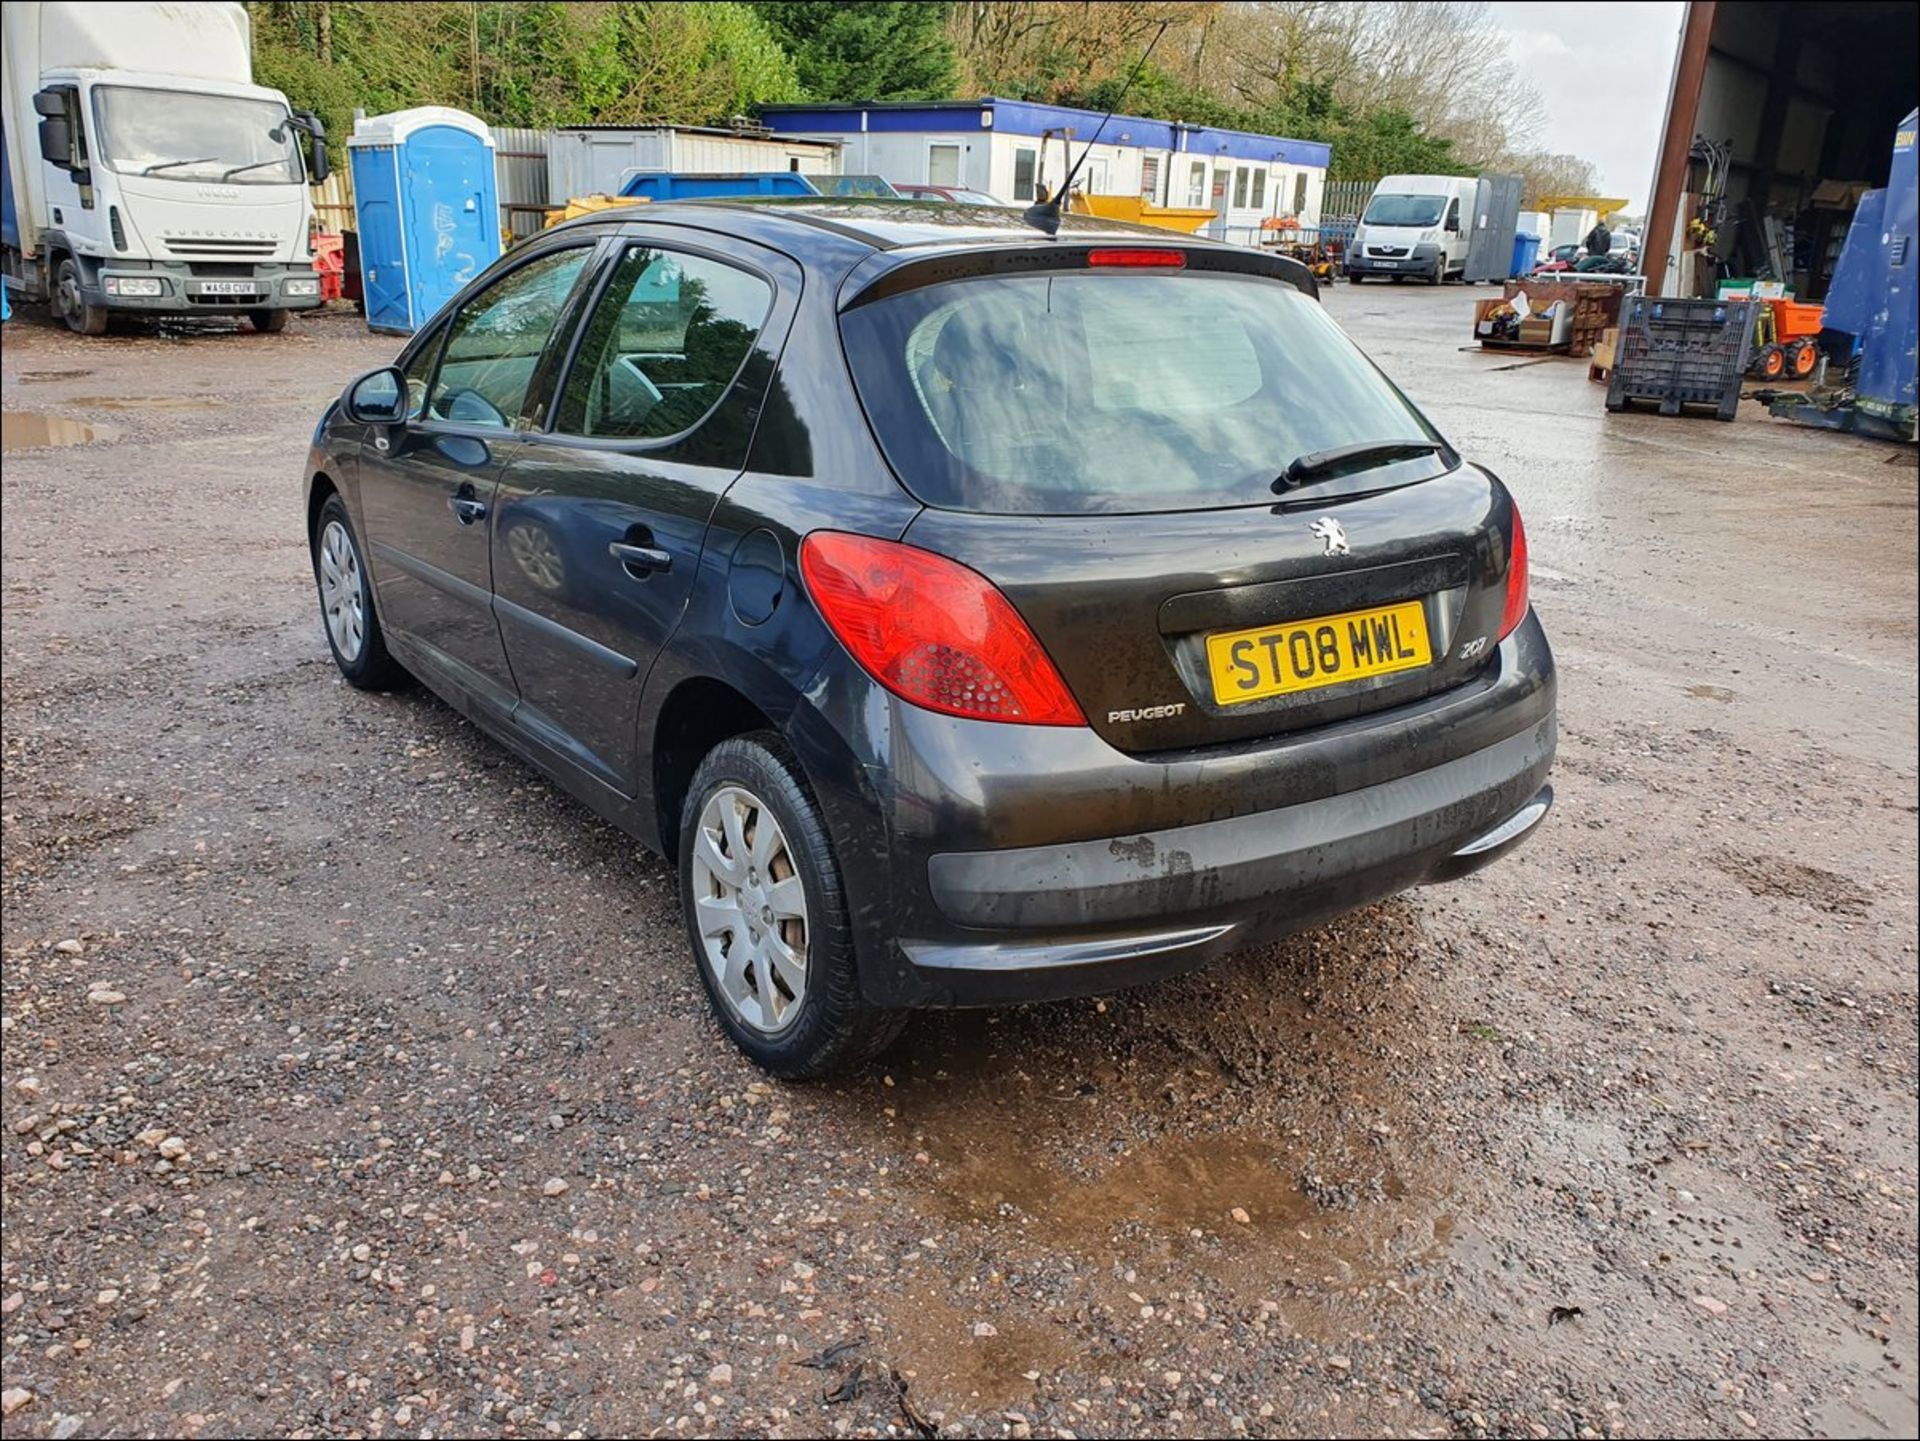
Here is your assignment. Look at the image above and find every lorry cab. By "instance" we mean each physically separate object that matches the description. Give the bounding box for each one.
[1345,174,1479,284]
[2,1,329,334]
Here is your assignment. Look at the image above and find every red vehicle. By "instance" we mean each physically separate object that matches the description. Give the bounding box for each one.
[893,183,1006,206]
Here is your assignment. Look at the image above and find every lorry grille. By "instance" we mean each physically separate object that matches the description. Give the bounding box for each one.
[163,238,278,257]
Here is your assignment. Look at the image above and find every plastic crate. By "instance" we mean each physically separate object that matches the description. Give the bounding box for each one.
[1605,296,1755,421]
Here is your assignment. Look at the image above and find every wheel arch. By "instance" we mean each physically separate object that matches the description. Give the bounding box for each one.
[306,469,341,543]
[649,676,780,862]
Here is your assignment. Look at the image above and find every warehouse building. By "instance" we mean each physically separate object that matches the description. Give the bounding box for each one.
[1644,0,1917,297]
[760,98,1331,245]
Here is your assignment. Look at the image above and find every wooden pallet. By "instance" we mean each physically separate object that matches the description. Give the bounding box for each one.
[1587,327,1620,383]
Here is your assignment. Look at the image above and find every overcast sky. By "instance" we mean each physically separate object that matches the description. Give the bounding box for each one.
[1486,1,1685,213]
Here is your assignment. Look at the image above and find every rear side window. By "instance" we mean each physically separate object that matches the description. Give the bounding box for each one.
[841,270,1440,515]
[555,245,773,442]
[427,246,591,429]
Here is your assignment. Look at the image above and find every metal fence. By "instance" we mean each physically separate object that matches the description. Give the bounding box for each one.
[1319,179,1372,253]
[491,126,552,242]
[309,126,552,243]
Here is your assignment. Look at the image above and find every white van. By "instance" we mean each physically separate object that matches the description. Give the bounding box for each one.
[1345,174,1478,283]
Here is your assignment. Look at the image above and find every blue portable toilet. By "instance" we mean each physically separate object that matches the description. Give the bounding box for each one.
[348,107,501,334]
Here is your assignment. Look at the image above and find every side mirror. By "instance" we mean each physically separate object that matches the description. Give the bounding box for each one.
[37,116,73,168]
[33,89,66,118]
[295,110,331,185]
[345,366,408,426]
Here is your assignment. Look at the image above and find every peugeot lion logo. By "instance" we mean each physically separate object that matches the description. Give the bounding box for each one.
[1310,517,1350,556]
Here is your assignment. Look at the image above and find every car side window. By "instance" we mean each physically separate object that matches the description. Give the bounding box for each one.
[401,325,446,420]
[554,245,773,444]
[1445,198,1461,232]
[425,246,592,429]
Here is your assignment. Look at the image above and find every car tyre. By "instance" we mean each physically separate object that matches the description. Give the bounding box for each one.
[312,493,407,690]
[250,308,290,333]
[680,733,907,1079]
[55,257,108,336]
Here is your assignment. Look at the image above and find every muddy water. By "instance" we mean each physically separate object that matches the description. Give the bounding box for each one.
[1,411,112,450]
[863,909,1496,1409]
[65,394,206,410]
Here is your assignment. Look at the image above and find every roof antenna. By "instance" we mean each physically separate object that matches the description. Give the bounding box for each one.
[1022,21,1170,239]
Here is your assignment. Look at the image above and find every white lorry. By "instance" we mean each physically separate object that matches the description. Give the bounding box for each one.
[2,0,329,334]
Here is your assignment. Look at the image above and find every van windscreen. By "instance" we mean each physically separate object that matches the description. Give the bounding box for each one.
[1362,193,1447,227]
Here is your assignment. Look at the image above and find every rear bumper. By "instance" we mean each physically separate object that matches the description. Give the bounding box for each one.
[798,611,1557,1009]
[909,730,1552,1004]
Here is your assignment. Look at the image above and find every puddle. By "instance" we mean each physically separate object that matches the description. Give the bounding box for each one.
[1,412,113,451]
[66,394,202,411]
[882,1289,1078,1410]
[17,369,95,384]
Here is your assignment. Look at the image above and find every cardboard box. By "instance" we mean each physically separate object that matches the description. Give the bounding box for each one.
[1517,301,1572,347]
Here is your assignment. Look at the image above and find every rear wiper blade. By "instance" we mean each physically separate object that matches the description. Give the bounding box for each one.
[1276,440,1444,489]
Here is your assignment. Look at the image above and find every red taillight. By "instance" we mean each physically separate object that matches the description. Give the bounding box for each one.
[1498,502,1530,640]
[1086,248,1187,269]
[799,532,1085,727]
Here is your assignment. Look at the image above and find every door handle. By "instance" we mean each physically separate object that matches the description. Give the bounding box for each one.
[449,492,489,526]
[609,541,672,578]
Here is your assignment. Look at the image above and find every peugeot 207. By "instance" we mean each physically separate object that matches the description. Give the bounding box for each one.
[303,200,1555,1077]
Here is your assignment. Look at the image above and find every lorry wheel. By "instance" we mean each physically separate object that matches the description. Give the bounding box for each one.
[54,259,108,336]
[249,309,290,334]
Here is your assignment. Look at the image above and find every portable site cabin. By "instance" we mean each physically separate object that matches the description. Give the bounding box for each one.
[760,98,1330,246]
[349,106,501,334]
[546,125,840,204]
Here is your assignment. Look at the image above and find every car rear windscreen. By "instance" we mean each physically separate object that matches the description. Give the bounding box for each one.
[840,270,1440,515]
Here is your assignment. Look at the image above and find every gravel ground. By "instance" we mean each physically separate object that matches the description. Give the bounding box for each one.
[1,285,1915,1441]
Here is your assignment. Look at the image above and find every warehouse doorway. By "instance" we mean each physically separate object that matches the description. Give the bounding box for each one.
[1645,0,1919,297]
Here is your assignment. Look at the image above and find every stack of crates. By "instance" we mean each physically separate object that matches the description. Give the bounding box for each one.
[1605,296,1755,421]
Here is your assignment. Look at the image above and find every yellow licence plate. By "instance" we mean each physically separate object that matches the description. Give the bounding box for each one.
[1205,599,1433,706]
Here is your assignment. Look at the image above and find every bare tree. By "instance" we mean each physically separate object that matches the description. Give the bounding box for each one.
[1499,150,1603,207]
[948,1,1216,98]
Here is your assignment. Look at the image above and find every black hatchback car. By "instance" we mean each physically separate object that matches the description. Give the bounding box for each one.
[305,200,1555,1077]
